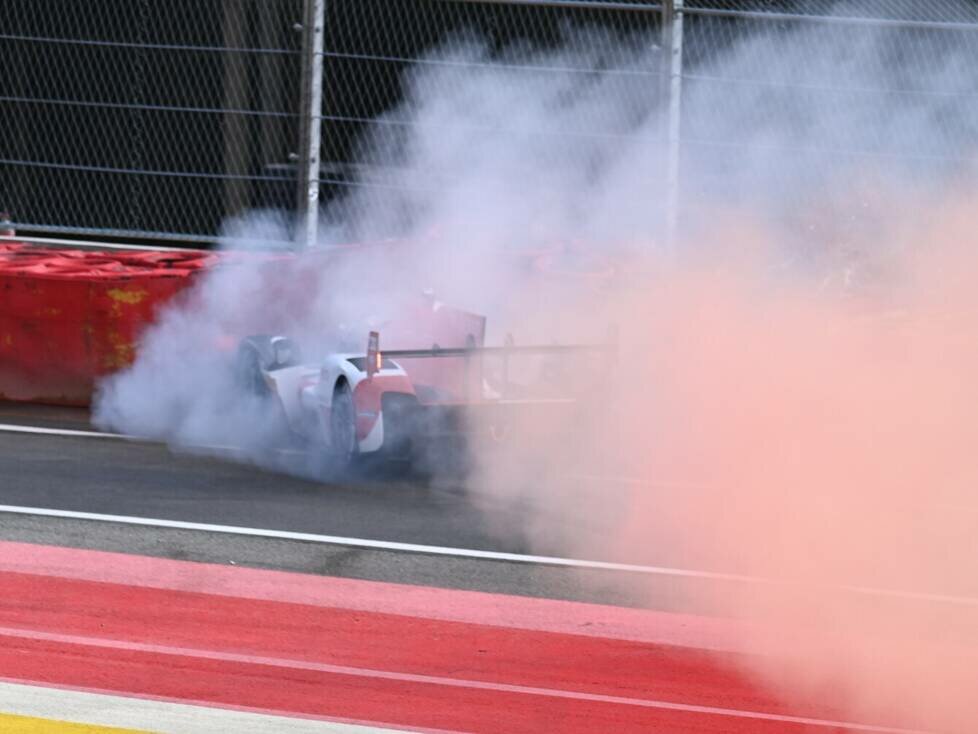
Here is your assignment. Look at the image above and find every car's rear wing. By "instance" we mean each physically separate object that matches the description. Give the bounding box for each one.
[365,328,616,403]
[367,329,615,368]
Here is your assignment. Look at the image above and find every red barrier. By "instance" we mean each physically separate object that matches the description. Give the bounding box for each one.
[0,243,215,405]
[1,240,499,407]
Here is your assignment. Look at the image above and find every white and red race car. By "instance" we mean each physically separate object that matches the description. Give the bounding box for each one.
[233,326,608,469]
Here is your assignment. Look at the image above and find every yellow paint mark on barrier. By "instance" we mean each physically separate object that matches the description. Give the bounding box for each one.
[106,289,148,306]
[0,712,150,733]
[106,288,150,319]
[101,330,136,370]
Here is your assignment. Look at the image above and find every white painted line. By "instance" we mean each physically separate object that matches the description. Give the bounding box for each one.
[0,423,242,454]
[2,421,976,607]
[0,679,425,734]
[0,627,931,734]
[2,502,977,609]
[0,423,125,440]
[0,502,758,581]
[0,424,341,459]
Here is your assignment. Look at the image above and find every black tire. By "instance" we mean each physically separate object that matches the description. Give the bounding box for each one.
[234,345,270,398]
[234,335,301,394]
[234,344,295,446]
[329,381,358,466]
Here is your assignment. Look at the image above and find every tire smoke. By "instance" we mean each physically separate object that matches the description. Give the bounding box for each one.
[94,12,978,729]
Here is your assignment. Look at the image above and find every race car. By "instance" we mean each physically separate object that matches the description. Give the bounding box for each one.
[233,328,609,469]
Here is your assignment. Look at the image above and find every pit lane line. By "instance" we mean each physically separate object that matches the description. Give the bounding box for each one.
[0,422,249,455]
[4,503,978,611]
[0,503,757,581]
[0,424,123,440]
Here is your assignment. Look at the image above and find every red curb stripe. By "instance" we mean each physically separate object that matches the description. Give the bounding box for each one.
[0,571,780,716]
[0,628,922,734]
[0,543,921,733]
[0,630,873,734]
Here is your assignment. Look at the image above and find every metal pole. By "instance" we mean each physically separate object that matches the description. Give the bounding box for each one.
[660,0,673,104]
[222,0,250,230]
[661,0,683,251]
[296,0,325,251]
[258,2,287,196]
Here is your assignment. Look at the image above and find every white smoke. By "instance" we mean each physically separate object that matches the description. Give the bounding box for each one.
[94,8,977,468]
[90,8,978,728]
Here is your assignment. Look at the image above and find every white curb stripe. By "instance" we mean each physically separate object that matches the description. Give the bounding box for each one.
[0,679,424,734]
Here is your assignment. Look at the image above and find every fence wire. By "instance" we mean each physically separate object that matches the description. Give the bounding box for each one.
[316,0,664,235]
[1,1,976,246]
[0,0,302,243]
[680,3,978,220]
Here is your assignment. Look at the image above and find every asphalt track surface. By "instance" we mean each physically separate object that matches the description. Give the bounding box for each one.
[0,428,508,553]
[3,402,977,610]
[0,402,570,553]
[0,402,671,570]
[0,402,727,609]
[0,401,970,733]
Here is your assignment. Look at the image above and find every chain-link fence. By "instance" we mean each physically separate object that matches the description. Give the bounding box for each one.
[679,1,978,232]
[0,0,303,244]
[315,0,978,248]
[319,0,664,176]
[314,0,666,244]
[1,1,976,247]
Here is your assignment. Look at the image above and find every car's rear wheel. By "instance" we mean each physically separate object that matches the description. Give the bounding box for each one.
[329,381,358,466]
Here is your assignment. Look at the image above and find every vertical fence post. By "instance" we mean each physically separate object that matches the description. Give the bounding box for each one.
[296,0,326,251]
[222,0,250,232]
[660,0,684,251]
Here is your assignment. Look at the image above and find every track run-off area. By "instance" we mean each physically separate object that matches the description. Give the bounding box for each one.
[0,404,958,733]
